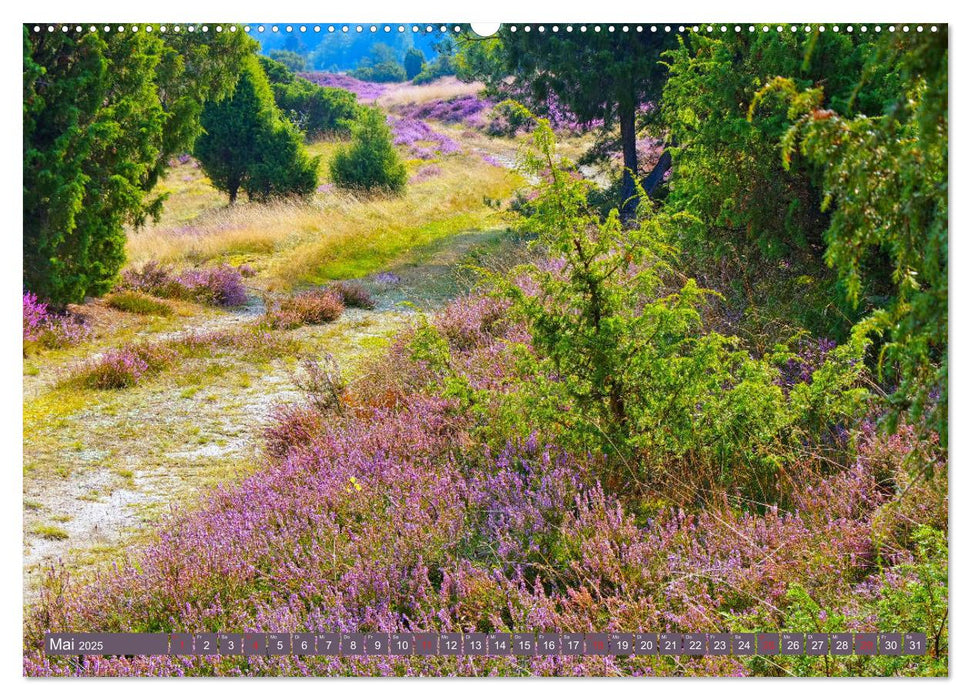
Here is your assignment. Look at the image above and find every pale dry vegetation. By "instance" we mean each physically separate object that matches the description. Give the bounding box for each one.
[376,77,485,108]
[127,153,522,289]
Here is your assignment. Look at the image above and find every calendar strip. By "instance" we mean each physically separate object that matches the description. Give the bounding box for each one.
[44,632,925,657]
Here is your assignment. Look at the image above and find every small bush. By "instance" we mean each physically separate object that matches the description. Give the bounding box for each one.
[329,107,407,194]
[411,54,456,84]
[264,290,344,329]
[104,291,173,316]
[177,266,248,307]
[327,281,376,309]
[78,345,172,390]
[293,354,347,415]
[120,261,172,295]
[194,57,320,204]
[273,79,360,138]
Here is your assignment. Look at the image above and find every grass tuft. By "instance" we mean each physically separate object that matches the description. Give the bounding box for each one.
[30,524,69,540]
[104,291,173,316]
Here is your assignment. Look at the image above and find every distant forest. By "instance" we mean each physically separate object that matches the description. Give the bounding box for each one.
[253,25,445,71]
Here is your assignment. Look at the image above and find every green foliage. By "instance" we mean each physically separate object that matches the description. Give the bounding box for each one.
[403,48,426,81]
[257,54,295,84]
[412,58,456,84]
[662,29,899,259]
[454,35,506,83]
[23,24,253,306]
[874,527,949,668]
[659,29,904,342]
[468,29,674,214]
[267,48,306,73]
[194,56,319,203]
[759,29,948,450]
[353,61,407,83]
[352,43,406,83]
[329,107,406,194]
[489,116,871,495]
[259,56,360,139]
[412,34,459,84]
[777,527,948,677]
[275,80,359,139]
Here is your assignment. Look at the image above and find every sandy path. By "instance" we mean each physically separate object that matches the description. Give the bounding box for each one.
[22,228,517,599]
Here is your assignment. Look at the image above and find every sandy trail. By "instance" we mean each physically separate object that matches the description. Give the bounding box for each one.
[22,228,515,599]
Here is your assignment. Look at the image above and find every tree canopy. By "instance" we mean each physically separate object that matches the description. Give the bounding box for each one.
[460,28,674,216]
[23,24,254,306]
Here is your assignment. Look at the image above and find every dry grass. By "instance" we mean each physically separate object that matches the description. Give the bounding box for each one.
[127,153,523,289]
[377,77,485,108]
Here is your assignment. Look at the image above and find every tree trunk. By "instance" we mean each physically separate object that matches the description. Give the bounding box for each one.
[641,149,671,196]
[619,100,638,221]
[228,174,240,204]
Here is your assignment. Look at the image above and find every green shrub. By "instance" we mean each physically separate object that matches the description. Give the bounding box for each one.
[194,56,319,203]
[487,115,871,497]
[23,25,252,306]
[329,107,407,194]
[412,54,457,85]
[274,80,360,138]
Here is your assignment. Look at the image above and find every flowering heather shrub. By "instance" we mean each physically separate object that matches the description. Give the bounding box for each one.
[397,95,494,128]
[264,290,345,329]
[22,292,46,341]
[121,261,247,308]
[373,271,401,287]
[23,381,946,676]
[434,295,511,352]
[22,292,91,350]
[409,163,442,184]
[326,281,376,310]
[299,72,387,101]
[777,337,838,389]
[176,265,248,307]
[480,153,504,168]
[67,327,293,391]
[82,349,152,389]
[387,116,461,159]
[263,402,327,461]
[120,260,172,294]
[75,344,174,390]
[24,279,949,676]
[237,263,257,278]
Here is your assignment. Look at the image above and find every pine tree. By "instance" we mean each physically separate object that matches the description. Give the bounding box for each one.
[194,56,319,203]
[403,48,426,80]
